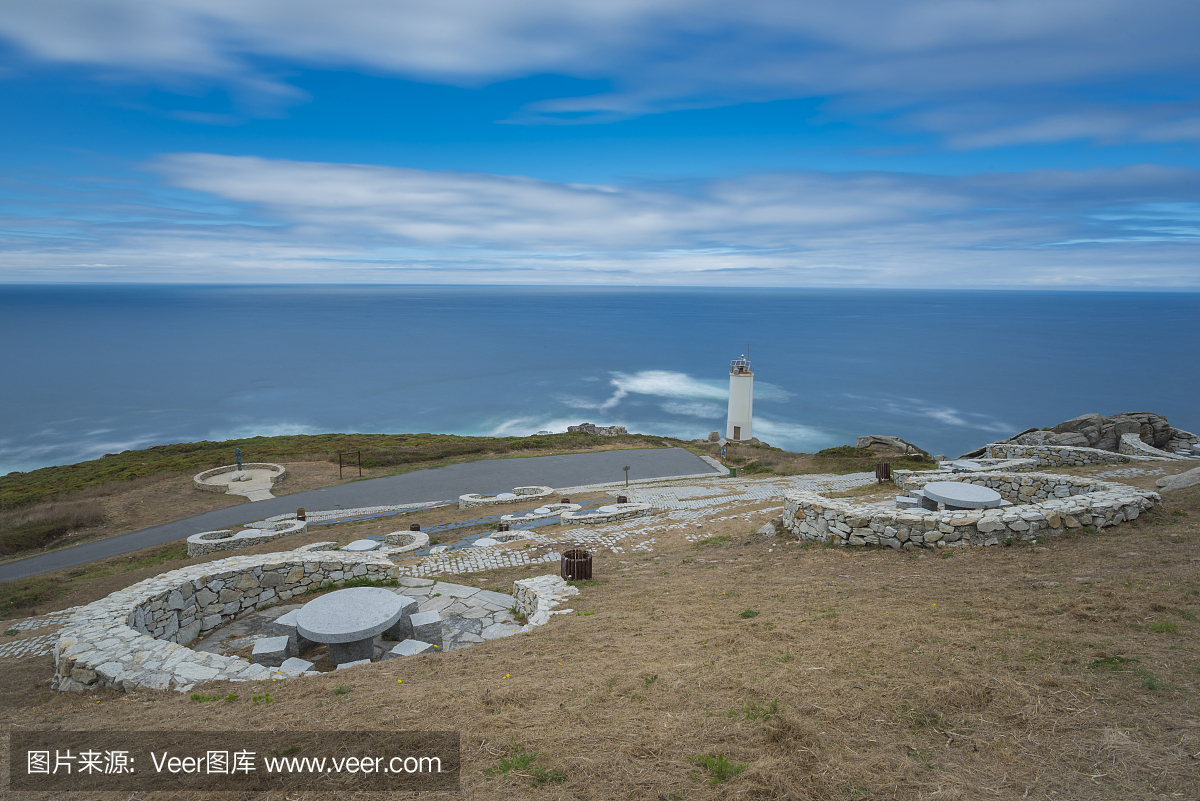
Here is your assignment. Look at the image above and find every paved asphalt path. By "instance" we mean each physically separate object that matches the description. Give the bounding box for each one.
[0,448,721,583]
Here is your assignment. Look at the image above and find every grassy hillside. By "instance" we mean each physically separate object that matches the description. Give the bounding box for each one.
[0,431,667,511]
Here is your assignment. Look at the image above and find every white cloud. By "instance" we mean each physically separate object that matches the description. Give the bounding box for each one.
[2,156,1198,286]
[1,1,1198,144]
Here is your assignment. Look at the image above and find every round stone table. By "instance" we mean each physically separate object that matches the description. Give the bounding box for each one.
[922,481,1003,510]
[296,587,404,666]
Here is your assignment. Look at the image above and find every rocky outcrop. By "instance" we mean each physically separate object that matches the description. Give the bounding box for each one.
[856,435,930,459]
[963,413,1198,458]
[568,422,629,436]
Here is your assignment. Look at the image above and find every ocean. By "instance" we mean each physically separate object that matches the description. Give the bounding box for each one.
[2,284,1198,476]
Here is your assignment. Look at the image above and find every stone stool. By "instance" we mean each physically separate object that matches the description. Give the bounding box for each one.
[251,636,291,667]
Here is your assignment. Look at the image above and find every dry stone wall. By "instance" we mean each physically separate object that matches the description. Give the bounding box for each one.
[980,443,1150,467]
[53,551,397,693]
[783,472,1158,550]
[1118,433,1193,460]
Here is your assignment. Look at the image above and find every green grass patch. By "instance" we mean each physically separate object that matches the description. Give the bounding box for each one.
[689,753,748,786]
[1149,621,1180,634]
[694,535,733,548]
[530,766,566,787]
[485,749,538,777]
[738,608,759,619]
[123,544,189,572]
[0,576,70,617]
[301,576,400,597]
[814,446,937,475]
[730,698,778,722]
[1088,655,1140,671]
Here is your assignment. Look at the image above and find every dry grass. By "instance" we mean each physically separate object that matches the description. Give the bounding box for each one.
[2,479,1199,799]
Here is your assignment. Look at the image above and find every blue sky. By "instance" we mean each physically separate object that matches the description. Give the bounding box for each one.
[1,0,1198,287]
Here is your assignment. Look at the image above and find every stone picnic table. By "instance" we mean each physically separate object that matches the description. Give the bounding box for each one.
[295,587,407,667]
[921,481,1005,510]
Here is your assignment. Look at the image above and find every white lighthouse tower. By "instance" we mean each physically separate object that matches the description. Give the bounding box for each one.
[726,354,754,442]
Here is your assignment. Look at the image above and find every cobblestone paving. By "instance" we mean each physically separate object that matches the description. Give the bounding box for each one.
[0,632,59,659]
[1094,467,1167,479]
[398,472,874,574]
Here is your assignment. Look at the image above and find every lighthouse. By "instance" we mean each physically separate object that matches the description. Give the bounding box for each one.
[726,354,753,442]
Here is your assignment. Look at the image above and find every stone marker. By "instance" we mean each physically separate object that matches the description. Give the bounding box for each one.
[383,639,435,659]
[409,610,443,648]
[251,636,291,667]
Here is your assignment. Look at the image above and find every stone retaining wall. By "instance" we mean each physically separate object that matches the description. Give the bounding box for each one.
[513,575,579,626]
[1118,433,1192,461]
[782,471,1157,550]
[186,519,309,557]
[53,551,398,693]
[193,463,286,493]
[980,443,1145,467]
[894,470,1110,500]
[459,486,554,509]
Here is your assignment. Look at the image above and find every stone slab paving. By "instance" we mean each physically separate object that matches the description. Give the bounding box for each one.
[392,473,875,579]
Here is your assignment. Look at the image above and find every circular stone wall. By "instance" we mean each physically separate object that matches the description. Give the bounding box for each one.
[186,519,308,557]
[193,463,287,493]
[458,486,554,509]
[783,471,1158,549]
[53,550,398,693]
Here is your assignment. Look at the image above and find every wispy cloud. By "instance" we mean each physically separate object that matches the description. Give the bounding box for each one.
[2,155,1196,286]
[2,1,1198,147]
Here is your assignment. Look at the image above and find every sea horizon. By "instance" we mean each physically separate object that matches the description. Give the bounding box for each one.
[4,283,1198,476]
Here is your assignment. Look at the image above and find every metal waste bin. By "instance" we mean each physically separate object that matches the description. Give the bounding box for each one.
[729,466,738,477]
